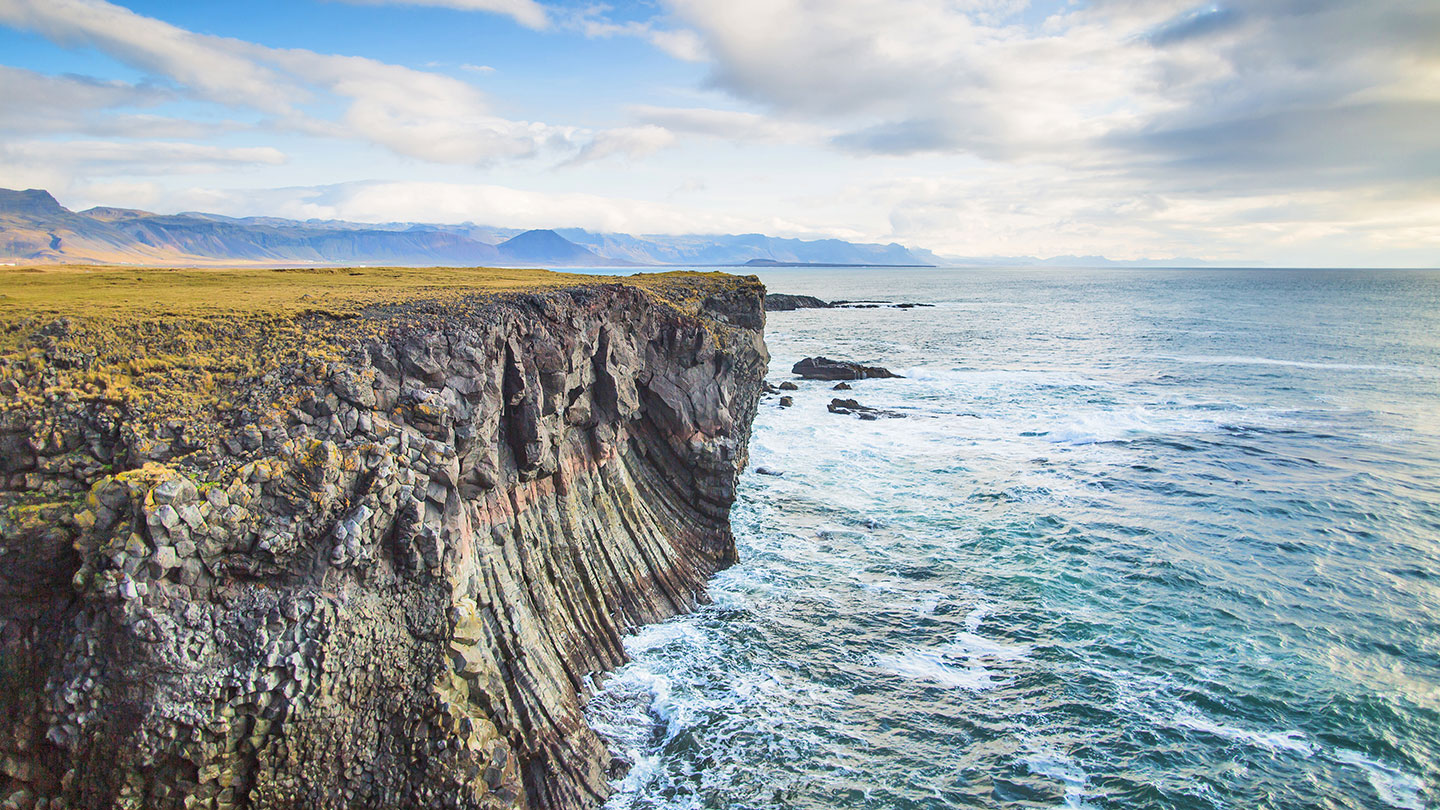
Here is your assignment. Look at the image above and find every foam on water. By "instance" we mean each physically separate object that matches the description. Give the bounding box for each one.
[1332,749,1429,810]
[875,648,1000,691]
[590,268,1440,810]
[1168,709,1316,756]
[1166,354,1431,375]
[1024,748,1099,809]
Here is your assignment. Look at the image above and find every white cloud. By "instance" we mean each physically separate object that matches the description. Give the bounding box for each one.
[330,0,549,30]
[0,64,237,138]
[568,6,707,62]
[150,180,808,237]
[0,0,303,113]
[872,167,1440,266]
[560,124,676,167]
[0,140,286,185]
[0,0,609,166]
[628,105,829,144]
[663,0,1440,182]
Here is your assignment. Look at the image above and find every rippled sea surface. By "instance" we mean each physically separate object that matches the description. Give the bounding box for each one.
[587,268,1440,810]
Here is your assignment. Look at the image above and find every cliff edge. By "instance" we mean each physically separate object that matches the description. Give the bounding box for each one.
[0,266,768,810]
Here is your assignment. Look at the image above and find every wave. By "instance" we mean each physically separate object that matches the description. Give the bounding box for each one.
[1331,749,1429,810]
[875,648,999,690]
[1169,708,1316,756]
[1036,406,1219,446]
[1024,748,1100,809]
[1165,354,1430,375]
[876,605,1030,690]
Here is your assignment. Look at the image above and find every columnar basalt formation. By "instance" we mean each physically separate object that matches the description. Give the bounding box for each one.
[0,269,767,810]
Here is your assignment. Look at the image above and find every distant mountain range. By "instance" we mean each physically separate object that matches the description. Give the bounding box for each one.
[0,188,936,268]
[0,187,1253,269]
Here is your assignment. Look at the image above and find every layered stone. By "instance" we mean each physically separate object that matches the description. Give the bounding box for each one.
[0,277,767,810]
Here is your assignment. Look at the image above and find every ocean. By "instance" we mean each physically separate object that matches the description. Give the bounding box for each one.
[584,267,1440,810]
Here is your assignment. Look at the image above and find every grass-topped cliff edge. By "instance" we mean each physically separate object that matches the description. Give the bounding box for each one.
[0,263,761,509]
[0,263,769,810]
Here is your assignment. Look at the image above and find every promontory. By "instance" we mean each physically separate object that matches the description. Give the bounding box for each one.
[0,266,768,810]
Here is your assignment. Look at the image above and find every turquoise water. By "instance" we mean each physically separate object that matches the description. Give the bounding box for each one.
[587,268,1440,810]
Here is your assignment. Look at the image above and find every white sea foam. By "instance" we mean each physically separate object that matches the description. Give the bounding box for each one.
[1039,407,1191,445]
[877,604,1029,691]
[875,648,998,690]
[1332,749,1428,810]
[1165,354,1428,374]
[954,604,1030,660]
[1170,709,1315,756]
[622,621,709,656]
[1024,748,1100,809]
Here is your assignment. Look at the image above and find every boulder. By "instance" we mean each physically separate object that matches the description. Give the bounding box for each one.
[827,398,906,419]
[764,294,831,311]
[792,356,901,381]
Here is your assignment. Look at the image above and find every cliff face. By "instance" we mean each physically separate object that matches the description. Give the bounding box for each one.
[0,271,767,810]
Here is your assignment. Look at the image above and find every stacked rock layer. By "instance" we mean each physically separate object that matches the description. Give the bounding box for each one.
[0,275,767,810]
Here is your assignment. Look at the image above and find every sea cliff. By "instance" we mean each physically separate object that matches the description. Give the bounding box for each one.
[0,267,767,810]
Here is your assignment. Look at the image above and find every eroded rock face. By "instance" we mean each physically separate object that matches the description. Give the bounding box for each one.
[0,279,767,810]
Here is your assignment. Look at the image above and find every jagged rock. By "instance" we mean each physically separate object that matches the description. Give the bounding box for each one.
[763,294,830,311]
[778,396,793,407]
[832,382,852,390]
[793,356,902,381]
[0,276,768,810]
[827,398,906,419]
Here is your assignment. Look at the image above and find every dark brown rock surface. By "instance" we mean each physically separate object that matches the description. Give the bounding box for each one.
[0,273,767,810]
[792,356,901,381]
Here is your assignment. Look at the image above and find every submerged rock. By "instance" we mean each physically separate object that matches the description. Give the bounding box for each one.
[793,356,902,381]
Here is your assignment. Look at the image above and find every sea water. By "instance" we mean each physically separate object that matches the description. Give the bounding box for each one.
[585,268,1440,809]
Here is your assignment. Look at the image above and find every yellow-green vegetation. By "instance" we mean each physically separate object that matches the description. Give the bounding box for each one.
[0,264,597,320]
[0,264,747,471]
[0,263,740,319]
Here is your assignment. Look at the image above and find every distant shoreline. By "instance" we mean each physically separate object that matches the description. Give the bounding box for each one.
[736,259,935,268]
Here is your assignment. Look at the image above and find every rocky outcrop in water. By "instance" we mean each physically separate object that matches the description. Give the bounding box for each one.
[827,398,906,420]
[792,356,901,381]
[0,274,766,810]
[762,294,831,311]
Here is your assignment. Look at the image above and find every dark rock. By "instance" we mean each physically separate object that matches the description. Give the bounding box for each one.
[827,398,906,419]
[832,382,851,390]
[793,356,902,381]
[778,396,794,407]
[778,381,798,391]
[0,275,769,810]
[755,467,784,476]
[763,293,830,311]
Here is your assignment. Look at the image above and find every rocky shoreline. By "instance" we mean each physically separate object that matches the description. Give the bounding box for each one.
[0,268,768,810]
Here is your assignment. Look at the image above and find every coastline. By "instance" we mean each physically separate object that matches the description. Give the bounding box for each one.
[0,266,768,810]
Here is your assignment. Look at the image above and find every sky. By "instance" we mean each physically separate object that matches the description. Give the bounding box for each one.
[0,0,1437,266]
